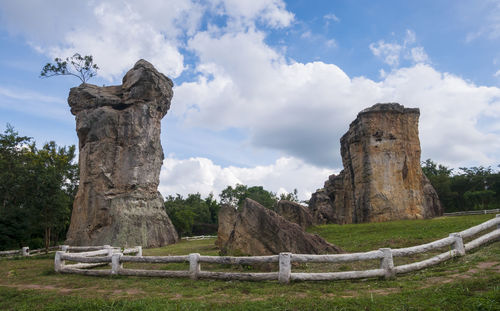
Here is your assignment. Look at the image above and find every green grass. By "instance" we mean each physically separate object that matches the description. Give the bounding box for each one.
[0,214,499,310]
[309,214,496,252]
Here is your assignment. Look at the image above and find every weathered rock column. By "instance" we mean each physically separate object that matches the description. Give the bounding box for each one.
[65,59,178,247]
[309,103,442,224]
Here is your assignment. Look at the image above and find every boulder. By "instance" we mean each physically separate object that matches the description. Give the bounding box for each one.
[309,103,442,224]
[65,60,178,247]
[276,200,314,230]
[220,199,342,256]
[216,204,238,248]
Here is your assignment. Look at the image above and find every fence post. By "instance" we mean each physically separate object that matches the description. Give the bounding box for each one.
[21,247,29,256]
[449,233,465,256]
[379,248,395,279]
[136,246,142,257]
[189,253,200,280]
[61,245,69,252]
[278,252,291,284]
[496,214,500,230]
[104,245,115,257]
[54,251,65,272]
[111,253,123,275]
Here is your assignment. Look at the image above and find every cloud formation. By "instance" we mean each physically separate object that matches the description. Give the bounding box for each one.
[465,0,500,42]
[175,26,500,168]
[0,0,293,81]
[369,30,429,67]
[159,156,332,200]
[1,1,499,200]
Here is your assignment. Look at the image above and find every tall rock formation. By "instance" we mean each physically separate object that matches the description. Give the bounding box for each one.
[309,103,442,224]
[219,199,342,256]
[65,60,178,247]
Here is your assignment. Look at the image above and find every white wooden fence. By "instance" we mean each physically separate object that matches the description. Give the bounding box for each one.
[443,208,500,216]
[181,235,217,241]
[54,214,500,284]
[0,246,60,258]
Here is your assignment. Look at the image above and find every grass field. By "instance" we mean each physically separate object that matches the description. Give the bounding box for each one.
[0,214,499,310]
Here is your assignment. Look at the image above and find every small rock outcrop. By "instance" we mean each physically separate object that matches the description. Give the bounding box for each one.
[309,103,442,224]
[219,199,342,256]
[216,204,238,248]
[65,60,179,247]
[276,200,314,230]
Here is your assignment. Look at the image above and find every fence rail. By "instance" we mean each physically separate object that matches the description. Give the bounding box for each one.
[1,244,133,259]
[54,214,500,284]
[0,246,59,257]
[444,209,500,216]
[181,235,217,241]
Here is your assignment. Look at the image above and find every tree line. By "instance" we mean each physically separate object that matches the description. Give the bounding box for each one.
[0,125,78,250]
[422,159,500,212]
[165,184,300,237]
[2,125,499,249]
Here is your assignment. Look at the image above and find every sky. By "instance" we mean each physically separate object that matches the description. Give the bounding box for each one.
[1,0,500,201]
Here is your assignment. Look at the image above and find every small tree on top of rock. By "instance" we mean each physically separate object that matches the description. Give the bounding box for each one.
[40,53,99,84]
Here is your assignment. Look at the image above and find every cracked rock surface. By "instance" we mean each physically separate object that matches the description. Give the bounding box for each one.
[219,199,342,255]
[65,60,178,247]
[309,103,442,224]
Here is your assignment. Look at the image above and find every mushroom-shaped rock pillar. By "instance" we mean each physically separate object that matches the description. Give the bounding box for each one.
[65,60,178,247]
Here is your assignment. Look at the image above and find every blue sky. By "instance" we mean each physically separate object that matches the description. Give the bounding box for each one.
[1,0,499,200]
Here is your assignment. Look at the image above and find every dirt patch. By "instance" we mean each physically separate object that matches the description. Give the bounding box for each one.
[169,293,184,300]
[338,287,401,297]
[424,261,500,286]
[0,283,76,293]
[477,261,499,270]
[111,289,146,296]
[0,283,146,296]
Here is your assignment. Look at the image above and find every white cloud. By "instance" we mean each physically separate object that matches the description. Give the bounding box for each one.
[465,0,500,42]
[370,29,429,67]
[324,13,340,24]
[0,0,203,81]
[301,31,312,39]
[211,0,294,29]
[0,0,293,81]
[1,0,499,199]
[46,3,187,81]
[369,41,403,66]
[159,156,332,200]
[404,29,416,45]
[325,39,337,48]
[174,27,500,169]
[408,47,429,64]
[494,69,500,77]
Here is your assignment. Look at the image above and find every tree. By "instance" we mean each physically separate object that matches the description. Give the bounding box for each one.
[205,193,220,224]
[421,159,457,212]
[219,184,277,209]
[40,53,99,84]
[464,190,496,210]
[422,159,500,212]
[164,193,220,237]
[25,142,78,250]
[164,194,196,237]
[421,159,453,177]
[0,125,77,250]
[0,125,33,249]
[279,188,299,202]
